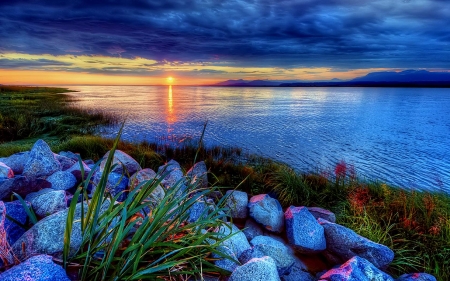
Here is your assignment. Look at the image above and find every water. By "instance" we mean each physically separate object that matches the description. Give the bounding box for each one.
[64,85,450,191]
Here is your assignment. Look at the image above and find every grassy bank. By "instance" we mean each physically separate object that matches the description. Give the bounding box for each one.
[1,86,449,279]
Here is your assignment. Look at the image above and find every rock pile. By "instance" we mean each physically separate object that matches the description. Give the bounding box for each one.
[0,139,437,281]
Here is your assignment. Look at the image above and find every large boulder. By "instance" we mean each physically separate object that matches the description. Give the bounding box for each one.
[396,273,437,281]
[318,218,394,269]
[25,188,67,218]
[307,207,336,223]
[59,151,80,161]
[225,190,248,219]
[229,256,280,281]
[285,206,326,253]
[129,168,157,190]
[186,161,208,189]
[23,139,61,178]
[100,150,141,175]
[12,201,110,260]
[0,176,51,200]
[0,255,70,281]
[92,171,129,202]
[212,223,251,272]
[239,235,296,275]
[54,154,76,171]
[3,201,29,245]
[248,194,284,233]
[0,151,29,174]
[319,256,394,281]
[158,160,186,190]
[0,162,14,179]
[47,171,77,191]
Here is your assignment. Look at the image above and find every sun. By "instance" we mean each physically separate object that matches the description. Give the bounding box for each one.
[167,76,174,84]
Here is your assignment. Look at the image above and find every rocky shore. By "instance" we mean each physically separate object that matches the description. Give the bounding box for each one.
[0,139,437,281]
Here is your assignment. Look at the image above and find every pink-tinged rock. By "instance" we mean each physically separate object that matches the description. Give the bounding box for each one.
[285,206,326,253]
[0,162,14,179]
[248,194,284,233]
[307,206,336,223]
[319,256,394,281]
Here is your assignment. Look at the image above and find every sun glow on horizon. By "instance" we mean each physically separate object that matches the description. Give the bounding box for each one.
[167,77,174,85]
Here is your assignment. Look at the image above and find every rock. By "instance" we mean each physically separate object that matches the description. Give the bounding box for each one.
[100,150,141,175]
[0,254,70,281]
[92,171,129,202]
[0,162,14,179]
[319,256,394,281]
[307,207,336,223]
[65,161,91,182]
[186,161,208,189]
[59,151,80,161]
[212,223,251,272]
[129,168,157,189]
[248,194,284,233]
[243,218,264,241]
[285,206,326,253]
[54,154,76,171]
[318,218,394,268]
[187,199,209,223]
[23,139,61,178]
[280,263,316,281]
[0,151,29,174]
[158,160,186,190]
[396,273,437,281]
[239,235,296,275]
[225,190,248,219]
[0,201,15,266]
[25,188,67,218]
[84,159,95,165]
[12,201,110,260]
[3,201,29,245]
[0,176,51,200]
[229,256,280,281]
[47,171,77,191]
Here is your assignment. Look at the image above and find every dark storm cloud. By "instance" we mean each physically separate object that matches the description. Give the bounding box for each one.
[0,0,449,70]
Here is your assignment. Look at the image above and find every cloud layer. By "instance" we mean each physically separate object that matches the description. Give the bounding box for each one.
[0,0,449,79]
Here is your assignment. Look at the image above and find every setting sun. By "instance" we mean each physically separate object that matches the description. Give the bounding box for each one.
[167,77,174,84]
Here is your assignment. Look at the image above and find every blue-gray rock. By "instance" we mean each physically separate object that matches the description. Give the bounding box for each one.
[12,200,110,260]
[25,188,67,218]
[65,161,91,182]
[239,235,296,275]
[307,207,336,223]
[285,206,326,253]
[158,160,186,191]
[0,254,70,281]
[0,176,51,200]
[84,159,95,165]
[59,151,80,161]
[396,273,437,281]
[187,199,211,223]
[186,161,208,189]
[54,153,76,171]
[243,218,264,241]
[129,168,157,189]
[225,190,248,219]
[100,150,141,176]
[0,151,29,174]
[47,171,77,191]
[0,201,15,266]
[229,256,280,281]
[3,201,29,245]
[319,256,394,281]
[318,218,394,269]
[0,162,14,179]
[212,223,251,272]
[92,171,129,202]
[248,194,284,233]
[280,263,316,281]
[23,139,61,178]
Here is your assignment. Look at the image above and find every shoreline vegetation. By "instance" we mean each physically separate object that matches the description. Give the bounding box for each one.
[1,86,449,280]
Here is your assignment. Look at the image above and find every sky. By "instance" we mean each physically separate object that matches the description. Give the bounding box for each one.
[0,0,449,85]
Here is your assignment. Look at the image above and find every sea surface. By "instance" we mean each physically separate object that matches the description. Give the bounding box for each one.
[64,86,450,192]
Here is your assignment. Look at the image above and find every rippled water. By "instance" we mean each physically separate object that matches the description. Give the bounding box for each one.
[65,86,450,191]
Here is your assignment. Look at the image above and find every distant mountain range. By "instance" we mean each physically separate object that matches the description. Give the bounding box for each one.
[213,70,450,87]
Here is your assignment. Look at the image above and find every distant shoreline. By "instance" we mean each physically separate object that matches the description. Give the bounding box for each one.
[209,81,450,88]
